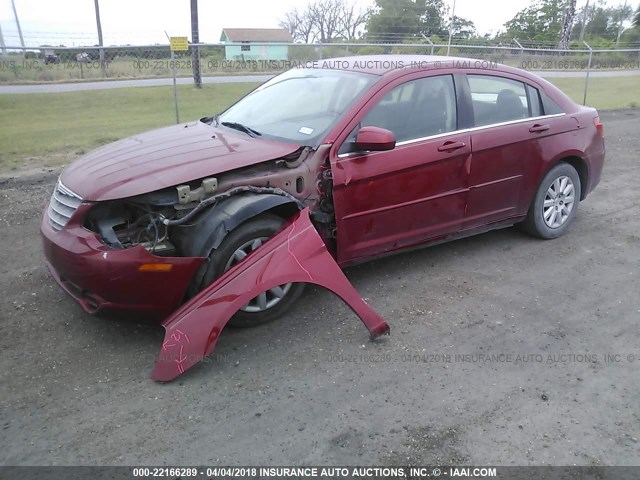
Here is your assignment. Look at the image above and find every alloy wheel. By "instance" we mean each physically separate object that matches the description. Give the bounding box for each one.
[543,175,576,229]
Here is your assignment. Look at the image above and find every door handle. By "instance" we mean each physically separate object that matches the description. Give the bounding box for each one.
[437,141,466,152]
[529,124,550,133]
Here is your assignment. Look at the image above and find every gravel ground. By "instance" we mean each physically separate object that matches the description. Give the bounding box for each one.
[0,110,638,467]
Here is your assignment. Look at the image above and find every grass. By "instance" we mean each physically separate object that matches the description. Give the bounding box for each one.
[0,57,284,84]
[547,76,640,110]
[0,76,637,173]
[0,82,259,171]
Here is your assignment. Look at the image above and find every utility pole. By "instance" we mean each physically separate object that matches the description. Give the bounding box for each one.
[579,0,590,41]
[11,0,25,48]
[447,0,456,55]
[0,23,7,55]
[94,0,106,75]
[190,0,202,88]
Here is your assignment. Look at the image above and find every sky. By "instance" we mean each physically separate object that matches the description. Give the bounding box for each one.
[0,0,633,48]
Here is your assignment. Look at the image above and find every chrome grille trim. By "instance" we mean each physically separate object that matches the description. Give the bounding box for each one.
[48,181,83,231]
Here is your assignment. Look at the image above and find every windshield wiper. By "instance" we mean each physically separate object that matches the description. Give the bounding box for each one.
[220,121,261,138]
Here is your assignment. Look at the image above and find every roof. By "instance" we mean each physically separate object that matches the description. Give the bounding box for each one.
[302,55,525,79]
[221,28,293,43]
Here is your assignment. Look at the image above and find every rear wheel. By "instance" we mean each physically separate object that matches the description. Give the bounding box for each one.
[522,163,581,239]
[200,214,305,327]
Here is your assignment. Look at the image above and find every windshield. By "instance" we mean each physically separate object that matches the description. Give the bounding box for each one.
[217,68,379,145]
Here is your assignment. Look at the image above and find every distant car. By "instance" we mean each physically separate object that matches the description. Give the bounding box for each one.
[43,54,59,65]
[41,55,605,326]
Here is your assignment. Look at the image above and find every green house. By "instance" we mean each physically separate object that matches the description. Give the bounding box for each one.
[220,28,293,61]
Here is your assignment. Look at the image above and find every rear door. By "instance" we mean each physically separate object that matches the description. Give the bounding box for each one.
[330,73,471,264]
[462,74,562,229]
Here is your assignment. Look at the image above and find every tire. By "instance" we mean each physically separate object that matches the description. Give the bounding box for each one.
[200,214,305,328]
[522,163,581,239]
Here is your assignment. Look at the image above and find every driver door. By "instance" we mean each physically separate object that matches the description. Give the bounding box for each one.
[330,74,471,265]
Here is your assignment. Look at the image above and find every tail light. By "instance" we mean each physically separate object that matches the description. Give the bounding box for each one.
[593,116,604,134]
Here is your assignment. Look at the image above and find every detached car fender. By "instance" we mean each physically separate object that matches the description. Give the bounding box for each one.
[151,208,389,382]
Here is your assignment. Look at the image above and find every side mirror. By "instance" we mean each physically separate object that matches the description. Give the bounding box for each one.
[355,126,396,152]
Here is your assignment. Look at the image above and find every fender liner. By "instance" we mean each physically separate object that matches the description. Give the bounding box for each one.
[172,193,300,290]
[151,208,390,382]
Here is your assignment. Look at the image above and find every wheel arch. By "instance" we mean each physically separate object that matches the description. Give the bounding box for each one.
[523,154,588,220]
[171,193,303,293]
[522,158,584,239]
[558,156,589,201]
[173,193,302,259]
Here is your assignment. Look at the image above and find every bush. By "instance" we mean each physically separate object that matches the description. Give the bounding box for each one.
[288,45,320,62]
[436,47,460,56]
[351,46,386,56]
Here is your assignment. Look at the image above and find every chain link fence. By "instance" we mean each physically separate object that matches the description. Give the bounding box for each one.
[1,41,639,83]
[1,39,638,172]
[1,41,639,115]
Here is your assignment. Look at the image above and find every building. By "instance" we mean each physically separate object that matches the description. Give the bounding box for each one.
[220,28,293,61]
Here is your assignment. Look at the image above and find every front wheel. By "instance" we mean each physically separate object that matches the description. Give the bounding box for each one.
[200,214,305,328]
[522,163,581,239]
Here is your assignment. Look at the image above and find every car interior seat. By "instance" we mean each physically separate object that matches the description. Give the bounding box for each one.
[495,89,526,122]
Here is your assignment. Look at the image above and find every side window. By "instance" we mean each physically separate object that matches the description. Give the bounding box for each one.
[351,75,457,149]
[526,85,543,117]
[468,75,530,126]
[363,75,457,143]
[539,89,564,115]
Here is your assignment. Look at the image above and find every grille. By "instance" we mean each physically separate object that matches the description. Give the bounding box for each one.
[48,181,83,231]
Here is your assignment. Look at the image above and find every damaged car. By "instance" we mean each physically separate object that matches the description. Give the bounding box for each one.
[41,55,605,380]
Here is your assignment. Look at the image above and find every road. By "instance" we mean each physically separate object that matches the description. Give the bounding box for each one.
[0,110,638,467]
[0,70,638,94]
[0,75,274,94]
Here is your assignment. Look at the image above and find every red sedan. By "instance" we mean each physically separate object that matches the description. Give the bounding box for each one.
[41,56,605,379]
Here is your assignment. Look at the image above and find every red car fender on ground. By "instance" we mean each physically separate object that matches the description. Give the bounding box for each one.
[151,208,390,382]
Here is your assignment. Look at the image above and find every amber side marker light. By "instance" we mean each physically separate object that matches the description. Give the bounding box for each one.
[594,116,604,134]
[138,264,173,272]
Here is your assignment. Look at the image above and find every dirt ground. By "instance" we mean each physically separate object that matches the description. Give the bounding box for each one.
[0,110,638,467]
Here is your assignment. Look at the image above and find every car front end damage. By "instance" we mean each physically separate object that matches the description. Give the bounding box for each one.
[41,144,388,380]
[41,182,207,317]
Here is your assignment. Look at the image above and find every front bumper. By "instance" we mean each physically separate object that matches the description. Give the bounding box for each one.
[41,203,205,320]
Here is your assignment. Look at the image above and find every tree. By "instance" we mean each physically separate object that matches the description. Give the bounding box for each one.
[280,8,315,43]
[365,0,454,42]
[422,0,448,37]
[634,5,640,28]
[366,0,424,42]
[558,0,577,49]
[503,0,565,42]
[338,2,370,40]
[451,16,477,40]
[280,0,368,43]
[309,0,342,42]
[572,1,635,42]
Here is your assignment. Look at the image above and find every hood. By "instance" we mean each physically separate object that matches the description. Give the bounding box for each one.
[61,121,301,201]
